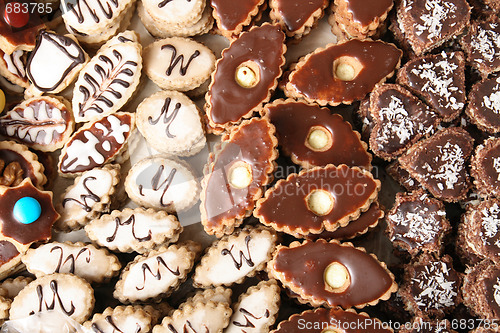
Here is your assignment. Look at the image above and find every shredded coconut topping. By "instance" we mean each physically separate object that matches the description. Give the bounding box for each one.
[493,157,500,181]
[389,203,442,244]
[377,96,415,146]
[480,203,500,248]
[412,261,457,310]
[483,79,500,114]
[414,0,457,41]
[422,142,464,190]
[470,22,500,64]
[493,278,500,306]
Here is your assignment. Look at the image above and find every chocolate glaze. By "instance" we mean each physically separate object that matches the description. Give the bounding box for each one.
[288,39,402,104]
[256,164,378,234]
[345,0,393,26]
[468,77,500,132]
[208,24,285,126]
[484,273,500,317]
[0,180,58,245]
[211,0,261,31]
[0,0,45,49]
[275,0,327,32]
[462,19,500,74]
[0,240,19,266]
[476,139,500,193]
[273,240,394,308]
[0,148,37,186]
[203,118,275,228]
[267,100,370,169]
[273,308,392,333]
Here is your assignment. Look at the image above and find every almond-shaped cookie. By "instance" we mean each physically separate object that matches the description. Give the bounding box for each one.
[201,118,278,237]
[84,305,155,333]
[211,0,265,38]
[193,226,277,288]
[270,0,328,38]
[269,239,397,309]
[399,127,474,202]
[0,295,10,325]
[58,112,134,177]
[0,49,29,88]
[72,32,142,123]
[225,279,280,333]
[0,96,74,152]
[10,273,95,324]
[181,287,232,310]
[0,140,46,188]
[114,241,201,303]
[136,90,206,157]
[466,76,500,134]
[56,164,120,231]
[153,301,232,333]
[264,99,371,169]
[22,241,121,283]
[85,207,182,254]
[143,37,215,92]
[206,24,286,133]
[142,0,205,27]
[125,156,200,212]
[0,276,33,299]
[472,137,500,198]
[254,164,380,237]
[26,31,89,96]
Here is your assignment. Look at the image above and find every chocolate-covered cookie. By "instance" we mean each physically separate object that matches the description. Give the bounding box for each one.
[462,260,500,320]
[471,137,500,198]
[466,76,500,134]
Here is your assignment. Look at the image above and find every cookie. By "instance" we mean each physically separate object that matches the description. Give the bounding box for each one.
[114,241,201,303]
[399,127,474,202]
[10,273,95,323]
[181,287,232,309]
[254,164,380,237]
[211,0,265,38]
[386,190,450,256]
[193,226,277,288]
[0,140,47,188]
[84,305,156,333]
[283,39,402,106]
[205,23,286,133]
[397,51,466,122]
[58,112,134,177]
[264,99,371,170]
[125,155,200,212]
[0,240,23,280]
[462,260,500,320]
[56,164,120,231]
[0,96,74,152]
[22,241,121,283]
[72,32,142,123]
[269,0,328,38]
[399,317,457,333]
[200,118,278,237]
[268,239,397,309]
[25,31,89,96]
[0,276,33,299]
[471,137,500,198]
[396,0,470,56]
[369,84,440,161]
[225,279,280,333]
[0,295,9,325]
[136,90,206,157]
[466,76,500,134]
[460,16,500,78]
[85,207,182,254]
[386,161,421,192]
[0,49,29,88]
[142,0,205,28]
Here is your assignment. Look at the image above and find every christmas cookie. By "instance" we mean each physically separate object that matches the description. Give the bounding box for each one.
[0,140,47,188]
[211,0,265,38]
[269,0,328,38]
[471,137,500,198]
[466,76,500,134]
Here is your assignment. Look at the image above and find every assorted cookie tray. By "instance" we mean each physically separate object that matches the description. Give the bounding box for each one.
[0,0,499,332]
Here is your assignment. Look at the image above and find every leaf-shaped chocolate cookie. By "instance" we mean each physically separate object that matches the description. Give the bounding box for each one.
[72,31,142,123]
[211,0,265,37]
[0,96,74,152]
[269,239,397,308]
[254,164,380,236]
[270,0,328,37]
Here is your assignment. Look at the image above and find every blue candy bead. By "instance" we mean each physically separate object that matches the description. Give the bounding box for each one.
[13,197,41,224]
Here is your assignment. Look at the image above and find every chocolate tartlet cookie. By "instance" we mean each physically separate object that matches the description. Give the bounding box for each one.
[471,137,500,198]
[462,260,500,320]
[386,161,421,192]
[466,76,500,134]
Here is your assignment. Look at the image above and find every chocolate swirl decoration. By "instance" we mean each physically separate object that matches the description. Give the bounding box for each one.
[50,246,92,274]
[136,256,180,291]
[66,0,119,23]
[167,321,201,333]
[91,316,141,333]
[138,165,177,207]
[233,309,270,328]
[62,176,100,212]
[158,0,191,8]
[29,280,76,316]
[148,97,180,139]
[221,235,254,270]
[162,44,200,76]
[106,215,153,243]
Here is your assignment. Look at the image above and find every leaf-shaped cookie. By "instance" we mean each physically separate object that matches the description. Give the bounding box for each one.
[72,31,142,123]
[0,96,74,152]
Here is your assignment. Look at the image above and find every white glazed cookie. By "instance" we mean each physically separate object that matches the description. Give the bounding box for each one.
[72,31,142,123]
[58,112,134,177]
[141,0,205,27]
[193,227,278,288]
[84,305,155,333]
[114,241,201,303]
[85,207,182,253]
[0,49,29,88]
[153,301,232,333]
[10,273,95,324]
[0,296,10,325]
[225,279,280,333]
[22,241,121,283]
[56,164,120,231]
[0,276,34,299]
[26,31,89,97]
[181,286,232,310]
[136,90,206,157]
[143,37,216,91]
[0,96,74,152]
[125,155,200,212]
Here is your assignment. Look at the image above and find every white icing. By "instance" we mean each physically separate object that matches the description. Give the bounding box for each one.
[412,261,457,310]
[493,278,500,307]
[470,22,500,64]
[91,313,149,333]
[166,303,229,332]
[142,0,201,25]
[3,50,25,78]
[483,78,500,114]
[414,0,457,41]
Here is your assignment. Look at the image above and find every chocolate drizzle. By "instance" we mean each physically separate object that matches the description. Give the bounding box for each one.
[148,97,181,138]
[158,0,190,7]
[221,235,254,270]
[233,308,270,328]
[136,256,180,290]
[106,215,153,243]
[66,0,119,23]
[138,165,177,207]
[91,316,140,333]
[50,246,92,274]
[167,321,207,333]
[30,280,76,316]
[62,176,100,212]
[162,44,200,76]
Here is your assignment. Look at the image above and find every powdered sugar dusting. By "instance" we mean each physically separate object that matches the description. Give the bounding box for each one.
[415,0,457,41]
[480,203,500,248]
[470,22,500,64]
[412,260,458,310]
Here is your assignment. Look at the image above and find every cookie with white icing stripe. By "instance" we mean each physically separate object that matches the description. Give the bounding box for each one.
[22,241,121,283]
[0,49,28,88]
[26,31,89,96]
[58,112,134,177]
[0,276,33,299]
[73,31,142,123]
[10,273,95,323]
[85,207,182,253]
[142,0,205,27]
[137,90,206,157]
[84,305,155,333]
[114,241,201,303]
[56,164,120,231]
[143,37,216,92]
[0,96,74,152]
[181,287,232,309]
[125,155,200,212]
[193,226,277,288]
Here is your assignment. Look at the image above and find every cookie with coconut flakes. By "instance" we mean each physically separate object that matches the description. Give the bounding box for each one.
[471,137,500,199]
[466,76,500,134]
[84,305,156,333]
[462,260,500,320]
